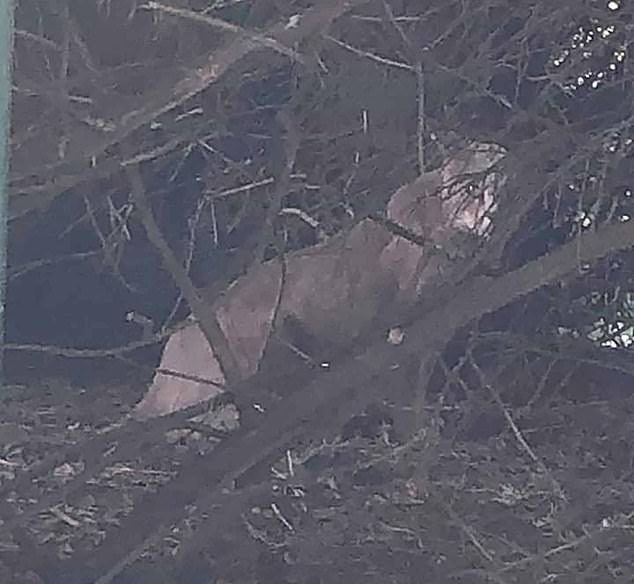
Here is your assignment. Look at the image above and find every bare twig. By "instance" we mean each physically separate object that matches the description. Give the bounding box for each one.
[160,196,207,331]
[467,349,567,501]
[254,109,301,265]
[415,60,427,173]
[381,0,412,49]
[82,194,115,268]
[206,177,275,200]
[8,250,101,281]
[427,485,500,567]
[1,322,184,357]
[325,34,413,71]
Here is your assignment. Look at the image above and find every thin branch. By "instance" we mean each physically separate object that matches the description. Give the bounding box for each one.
[415,60,427,173]
[427,485,500,568]
[325,34,413,71]
[2,322,184,358]
[8,250,101,281]
[381,0,412,50]
[124,158,242,385]
[467,348,566,501]
[142,1,305,64]
[82,194,114,268]
[159,196,207,331]
[254,109,301,264]
[406,218,634,349]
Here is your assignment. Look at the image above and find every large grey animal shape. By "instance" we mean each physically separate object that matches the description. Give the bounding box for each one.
[133,142,506,419]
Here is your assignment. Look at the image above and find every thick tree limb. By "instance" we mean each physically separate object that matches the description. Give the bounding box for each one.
[58,216,634,584]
